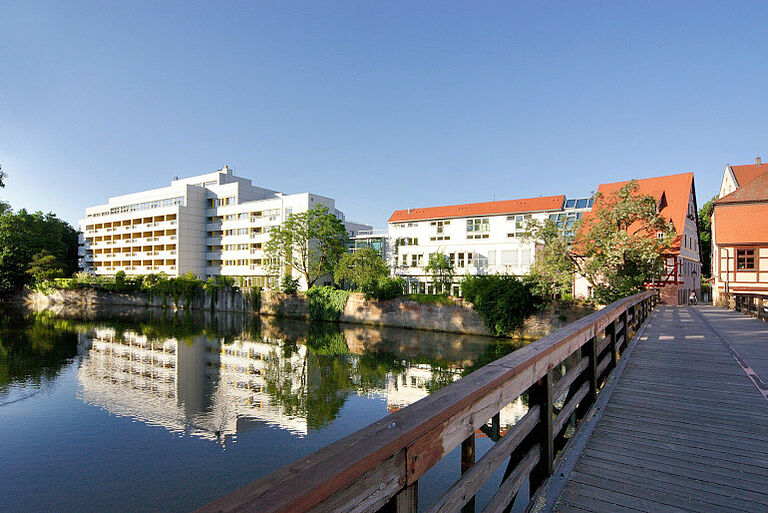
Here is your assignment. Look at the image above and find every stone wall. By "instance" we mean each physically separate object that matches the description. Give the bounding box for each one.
[23,287,253,313]
[25,288,595,339]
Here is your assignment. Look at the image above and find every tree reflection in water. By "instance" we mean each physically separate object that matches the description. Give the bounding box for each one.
[3,304,530,437]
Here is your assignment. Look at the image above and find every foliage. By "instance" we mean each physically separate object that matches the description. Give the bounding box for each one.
[461,275,545,336]
[334,248,389,292]
[365,276,405,300]
[574,181,675,303]
[305,286,351,322]
[407,293,453,305]
[425,252,454,294]
[698,196,715,278]
[523,218,578,297]
[249,286,262,312]
[26,250,65,283]
[0,165,4,188]
[265,205,349,288]
[0,209,78,295]
[281,275,300,294]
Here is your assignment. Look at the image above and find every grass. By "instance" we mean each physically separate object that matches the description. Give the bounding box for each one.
[406,293,454,305]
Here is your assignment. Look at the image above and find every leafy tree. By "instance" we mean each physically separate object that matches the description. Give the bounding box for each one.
[524,218,578,297]
[698,196,716,278]
[334,248,389,291]
[575,181,675,303]
[26,250,64,283]
[461,275,544,336]
[0,165,5,188]
[425,252,454,294]
[0,209,78,294]
[265,205,349,288]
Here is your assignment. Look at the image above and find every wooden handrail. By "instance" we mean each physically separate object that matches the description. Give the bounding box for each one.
[195,290,656,513]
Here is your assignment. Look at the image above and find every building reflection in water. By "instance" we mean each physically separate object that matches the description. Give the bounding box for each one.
[75,314,528,445]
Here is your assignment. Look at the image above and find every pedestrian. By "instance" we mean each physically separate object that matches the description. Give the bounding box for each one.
[689,290,697,305]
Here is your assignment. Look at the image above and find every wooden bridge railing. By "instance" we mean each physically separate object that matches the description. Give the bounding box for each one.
[735,293,768,322]
[195,290,657,513]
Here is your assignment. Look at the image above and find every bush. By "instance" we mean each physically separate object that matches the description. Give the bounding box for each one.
[362,276,405,300]
[114,270,126,287]
[281,275,300,294]
[306,286,351,322]
[407,293,453,305]
[461,275,545,336]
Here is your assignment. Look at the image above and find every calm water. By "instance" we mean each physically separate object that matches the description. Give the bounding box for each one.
[0,305,531,512]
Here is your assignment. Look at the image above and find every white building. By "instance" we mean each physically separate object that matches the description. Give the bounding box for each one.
[79,166,370,289]
[387,196,593,294]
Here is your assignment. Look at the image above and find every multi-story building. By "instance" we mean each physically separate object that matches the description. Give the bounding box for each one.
[79,166,370,289]
[712,161,768,305]
[573,172,702,305]
[387,196,594,294]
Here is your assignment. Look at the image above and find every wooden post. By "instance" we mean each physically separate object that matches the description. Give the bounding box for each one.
[606,321,617,370]
[491,412,501,441]
[382,481,418,513]
[461,435,476,513]
[529,370,554,495]
[618,310,628,353]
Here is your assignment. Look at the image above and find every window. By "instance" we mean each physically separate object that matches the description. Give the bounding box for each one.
[466,218,490,233]
[737,249,756,270]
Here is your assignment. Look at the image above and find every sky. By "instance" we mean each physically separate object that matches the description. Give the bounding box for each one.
[1,1,767,228]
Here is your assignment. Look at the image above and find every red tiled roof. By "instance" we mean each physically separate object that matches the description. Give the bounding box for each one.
[715,169,768,205]
[577,172,695,252]
[388,195,565,223]
[714,204,768,244]
[731,163,768,188]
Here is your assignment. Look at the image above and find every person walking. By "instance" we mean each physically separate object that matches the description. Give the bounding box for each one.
[689,290,697,305]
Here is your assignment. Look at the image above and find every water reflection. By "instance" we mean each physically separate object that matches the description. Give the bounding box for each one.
[3,306,530,445]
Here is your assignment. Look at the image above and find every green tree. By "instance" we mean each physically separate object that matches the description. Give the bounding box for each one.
[26,250,64,283]
[524,218,578,297]
[576,181,675,303]
[0,165,5,188]
[334,248,389,292]
[698,196,716,278]
[265,205,349,288]
[425,252,454,294]
[0,209,78,294]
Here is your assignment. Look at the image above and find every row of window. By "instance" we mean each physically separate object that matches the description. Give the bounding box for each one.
[398,249,532,268]
[87,197,185,218]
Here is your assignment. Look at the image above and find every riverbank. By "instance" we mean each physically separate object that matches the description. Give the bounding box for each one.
[22,288,595,339]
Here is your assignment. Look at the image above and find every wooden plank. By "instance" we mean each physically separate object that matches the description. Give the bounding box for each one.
[553,357,588,400]
[481,444,539,513]
[423,405,540,513]
[554,382,589,438]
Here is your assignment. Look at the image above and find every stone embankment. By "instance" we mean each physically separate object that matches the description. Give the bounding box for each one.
[24,288,594,339]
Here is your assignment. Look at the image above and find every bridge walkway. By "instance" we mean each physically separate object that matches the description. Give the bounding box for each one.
[550,306,768,512]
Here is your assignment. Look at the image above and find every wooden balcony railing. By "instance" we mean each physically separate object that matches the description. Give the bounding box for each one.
[195,290,656,513]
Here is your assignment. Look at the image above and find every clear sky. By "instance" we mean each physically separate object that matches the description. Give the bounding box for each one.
[1,1,767,227]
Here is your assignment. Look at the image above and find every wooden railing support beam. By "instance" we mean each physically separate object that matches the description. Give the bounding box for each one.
[528,370,554,494]
[461,435,476,513]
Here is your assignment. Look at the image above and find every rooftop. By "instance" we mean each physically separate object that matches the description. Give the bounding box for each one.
[388,195,566,223]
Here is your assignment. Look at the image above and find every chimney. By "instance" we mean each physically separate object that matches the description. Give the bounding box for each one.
[756,157,762,166]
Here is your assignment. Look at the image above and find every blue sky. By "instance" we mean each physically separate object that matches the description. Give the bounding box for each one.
[1,1,767,227]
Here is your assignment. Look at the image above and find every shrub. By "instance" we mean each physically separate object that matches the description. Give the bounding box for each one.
[362,276,405,300]
[114,270,126,287]
[407,293,453,306]
[306,286,351,322]
[461,275,546,336]
[281,275,300,294]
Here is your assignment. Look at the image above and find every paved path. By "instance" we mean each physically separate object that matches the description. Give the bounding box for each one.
[552,306,768,513]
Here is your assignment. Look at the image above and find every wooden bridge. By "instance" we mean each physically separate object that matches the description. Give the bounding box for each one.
[195,292,768,513]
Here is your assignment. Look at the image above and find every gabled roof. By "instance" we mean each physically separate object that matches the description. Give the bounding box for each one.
[388,195,565,223]
[715,169,768,205]
[714,204,768,245]
[589,172,694,237]
[730,163,768,188]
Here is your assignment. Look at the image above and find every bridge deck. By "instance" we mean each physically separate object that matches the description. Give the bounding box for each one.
[552,306,768,513]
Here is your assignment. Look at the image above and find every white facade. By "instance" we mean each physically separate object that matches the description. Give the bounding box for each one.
[79,166,370,289]
[387,197,593,294]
